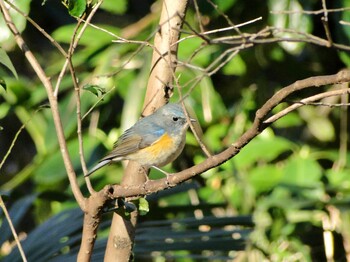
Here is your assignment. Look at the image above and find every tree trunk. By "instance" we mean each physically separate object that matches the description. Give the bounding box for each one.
[103,0,189,261]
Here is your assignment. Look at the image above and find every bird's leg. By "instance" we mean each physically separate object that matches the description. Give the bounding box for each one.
[140,166,150,182]
[151,166,171,185]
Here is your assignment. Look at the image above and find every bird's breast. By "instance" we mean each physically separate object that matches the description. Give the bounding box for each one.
[128,132,185,167]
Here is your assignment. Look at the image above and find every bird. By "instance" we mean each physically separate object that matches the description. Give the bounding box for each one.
[86,103,195,177]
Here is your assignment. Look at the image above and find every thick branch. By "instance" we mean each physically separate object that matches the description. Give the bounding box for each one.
[99,69,350,199]
[104,1,189,261]
[143,0,189,113]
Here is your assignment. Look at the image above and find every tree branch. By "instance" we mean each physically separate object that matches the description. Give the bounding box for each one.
[0,0,85,208]
[98,69,350,199]
[104,1,189,261]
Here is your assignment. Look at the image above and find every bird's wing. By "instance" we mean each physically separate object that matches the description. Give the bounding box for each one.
[101,123,165,161]
[102,129,143,161]
[137,123,166,148]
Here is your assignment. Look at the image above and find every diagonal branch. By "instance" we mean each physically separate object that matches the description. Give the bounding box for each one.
[0,0,86,209]
[101,69,350,199]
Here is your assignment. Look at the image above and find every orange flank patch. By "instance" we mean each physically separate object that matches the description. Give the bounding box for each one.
[144,133,174,157]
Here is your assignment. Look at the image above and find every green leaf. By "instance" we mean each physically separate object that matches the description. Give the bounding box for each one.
[83,84,106,97]
[221,54,246,76]
[212,0,236,12]
[0,103,10,119]
[268,0,312,54]
[34,135,98,185]
[204,123,227,151]
[138,197,149,216]
[282,155,322,187]
[307,117,335,142]
[101,0,127,14]
[63,0,87,17]
[326,169,350,188]
[339,51,350,68]
[0,0,31,48]
[0,48,18,79]
[178,37,217,67]
[53,24,119,46]
[249,165,283,193]
[0,77,6,91]
[234,132,293,170]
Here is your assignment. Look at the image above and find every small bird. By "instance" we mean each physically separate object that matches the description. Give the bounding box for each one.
[86,103,195,176]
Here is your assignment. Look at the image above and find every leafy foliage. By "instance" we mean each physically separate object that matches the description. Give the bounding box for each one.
[1,0,350,261]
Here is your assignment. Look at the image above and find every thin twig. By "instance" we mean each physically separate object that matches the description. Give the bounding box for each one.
[62,2,103,195]
[264,88,350,124]
[174,73,212,158]
[206,0,244,38]
[4,0,67,57]
[54,2,102,96]
[0,196,27,262]
[321,0,333,47]
[176,16,262,45]
[0,121,26,171]
[271,7,350,15]
[193,0,205,33]
[0,0,86,209]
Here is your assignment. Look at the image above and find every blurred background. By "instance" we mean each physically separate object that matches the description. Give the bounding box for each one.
[1,0,350,261]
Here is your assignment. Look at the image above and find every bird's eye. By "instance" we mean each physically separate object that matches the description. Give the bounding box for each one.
[172,117,178,122]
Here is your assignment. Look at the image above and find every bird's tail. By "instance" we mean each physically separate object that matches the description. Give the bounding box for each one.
[85,159,111,177]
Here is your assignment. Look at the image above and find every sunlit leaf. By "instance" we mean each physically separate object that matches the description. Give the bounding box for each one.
[0,103,10,119]
[326,169,350,189]
[52,24,119,46]
[268,0,312,54]
[307,117,335,142]
[282,155,322,186]
[138,197,149,216]
[222,54,246,76]
[178,38,217,67]
[0,0,30,48]
[0,48,18,79]
[101,0,127,14]
[62,0,86,17]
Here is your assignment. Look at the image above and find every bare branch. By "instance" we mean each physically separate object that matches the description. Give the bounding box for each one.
[0,0,86,208]
[0,196,27,262]
[101,70,350,199]
[0,117,26,171]
[270,7,350,15]
[264,88,350,124]
[321,0,333,47]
